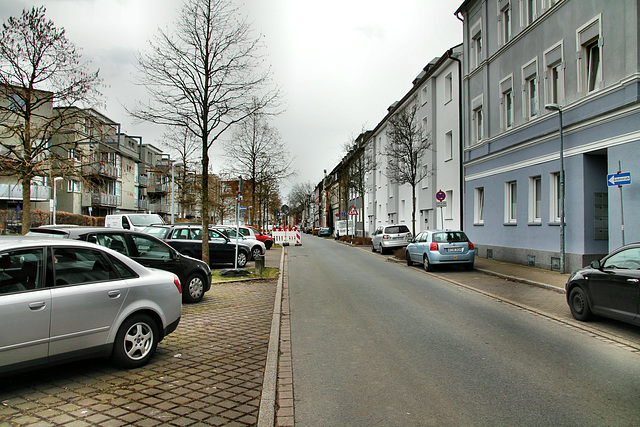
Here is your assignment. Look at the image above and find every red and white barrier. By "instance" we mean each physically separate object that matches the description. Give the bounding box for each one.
[272,226,302,246]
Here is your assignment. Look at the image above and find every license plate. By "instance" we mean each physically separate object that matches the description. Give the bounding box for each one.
[447,247,463,253]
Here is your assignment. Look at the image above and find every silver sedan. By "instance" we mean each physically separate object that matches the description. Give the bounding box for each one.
[0,237,182,376]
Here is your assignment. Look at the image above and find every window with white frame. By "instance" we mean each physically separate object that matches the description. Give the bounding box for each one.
[422,165,429,189]
[474,187,485,224]
[577,16,602,94]
[422,116,428,140]
[522,60,538,119]
[550,172,561,222]
[499,1,512,45]
[521,0,536,26]
[500,75,514,130]
[67,179,81,193]
[529,176,542,223]
[505,181,517,223]
[445,190,453,219]
[474,107,484,142]
[445,72,453,103]
[471,20,483,69]
[421,86,428,105]
[445,131,453,161]
[544,42,564,105]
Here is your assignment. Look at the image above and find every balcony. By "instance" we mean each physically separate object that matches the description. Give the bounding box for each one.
[148,183,169,194]
[0,184,51,201]
[81,192,119,207]
[137,174,149,187]
[148,203,169,213]
[136,199,148,210]
[82,162,119,179]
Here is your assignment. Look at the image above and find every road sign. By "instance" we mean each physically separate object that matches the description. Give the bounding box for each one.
[348,205,358,216]
[436,190,446,201]
[607,172,631,187]
[436,201,447,208]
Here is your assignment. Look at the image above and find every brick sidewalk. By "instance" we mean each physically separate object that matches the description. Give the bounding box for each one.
[0,279,277,426]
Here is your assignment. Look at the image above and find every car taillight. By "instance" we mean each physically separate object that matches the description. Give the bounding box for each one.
[430,242,438,251]
[382,234,390,240]
[468,241,475,250]
[174,274,182,294]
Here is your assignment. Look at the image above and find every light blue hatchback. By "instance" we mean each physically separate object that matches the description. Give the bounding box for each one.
[405,230,475,271]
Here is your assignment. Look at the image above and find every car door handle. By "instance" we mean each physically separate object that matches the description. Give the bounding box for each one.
[28,301,46,311]
[108,290,121,298]
[627,279,639,283]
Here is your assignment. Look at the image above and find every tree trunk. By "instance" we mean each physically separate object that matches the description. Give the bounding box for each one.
[20,179,31,235]
[201,144,210,265]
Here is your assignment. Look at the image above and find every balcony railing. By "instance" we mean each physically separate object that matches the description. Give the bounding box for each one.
[137,175,149,187]
[82,162,119,179]
[81,192,119,207]
[148,203,169,213]
[148,183,169,194]
[0,184,51,201]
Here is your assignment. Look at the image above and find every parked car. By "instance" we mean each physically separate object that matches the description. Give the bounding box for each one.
[405,230,475,271]
[27,226,211,303]
[142,224,250,268]
[212,226,266,260]
[371,224,412,254]
[0,237,181,376]
[317,227,331,237]
[565,243,640,325]
[218,225,274,250]
[105,213,165,231]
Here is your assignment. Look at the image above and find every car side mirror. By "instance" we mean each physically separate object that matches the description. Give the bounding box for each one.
[590,260,601,269]
[407,238,414,243]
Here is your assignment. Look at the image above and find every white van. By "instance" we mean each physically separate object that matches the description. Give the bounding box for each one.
[105,213,165,232]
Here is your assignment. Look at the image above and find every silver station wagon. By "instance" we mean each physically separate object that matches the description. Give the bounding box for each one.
[406,230,476,271]
[0,237,182,376]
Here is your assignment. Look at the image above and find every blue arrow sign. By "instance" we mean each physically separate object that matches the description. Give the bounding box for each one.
[607,172,631,187]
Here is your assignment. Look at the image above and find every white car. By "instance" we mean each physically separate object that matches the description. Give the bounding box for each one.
[215,226,267,259]
[0,237,182,376]
[371,224,412,254]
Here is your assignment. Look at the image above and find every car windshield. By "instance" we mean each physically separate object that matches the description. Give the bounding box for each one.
[141,226,169,239]
[129,214,164,226]
[432,231,469,243]
[385,226,409,234]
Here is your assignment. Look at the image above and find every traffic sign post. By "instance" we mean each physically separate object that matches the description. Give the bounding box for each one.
[609,167,631,245]
[436,190,446,229]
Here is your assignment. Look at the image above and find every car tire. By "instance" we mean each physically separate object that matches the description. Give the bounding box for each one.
[406,251,413,266]
[464,262,474,271]
[237,251,248,268]
[568,286,592,321]
[183,273,206,303]
[251,246,262,260]
[380,244,386,255]
[265,241,273,250]
[111,314,159,368]
[372,243,376,252]
[423,255,434,272]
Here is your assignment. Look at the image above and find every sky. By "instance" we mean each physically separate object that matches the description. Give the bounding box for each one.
[2,0,463,199]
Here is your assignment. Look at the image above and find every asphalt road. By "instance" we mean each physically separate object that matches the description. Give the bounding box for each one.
[289,236,640,426]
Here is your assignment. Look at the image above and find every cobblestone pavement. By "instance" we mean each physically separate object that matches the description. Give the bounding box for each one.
[0,278,277,426]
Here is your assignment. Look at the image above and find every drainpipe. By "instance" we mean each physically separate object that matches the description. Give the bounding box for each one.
[447,48,464,231]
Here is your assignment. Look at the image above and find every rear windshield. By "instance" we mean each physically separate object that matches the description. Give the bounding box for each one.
[129,214,164,226]
[141,226,169,239]
[384,225,410,234]
[432,231,469,243]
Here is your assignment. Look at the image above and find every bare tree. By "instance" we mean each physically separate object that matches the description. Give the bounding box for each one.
[342,131,376,237]
[130,0,279,264]
[385,102,432,237]
[162,127,201,219]
[222,109,293,226]
[288,181,314,227]
[0,6,101,233]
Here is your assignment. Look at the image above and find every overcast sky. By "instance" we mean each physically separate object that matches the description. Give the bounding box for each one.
[2,0,462,198]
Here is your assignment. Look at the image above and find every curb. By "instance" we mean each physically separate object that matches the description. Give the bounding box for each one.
[257,246,286,427]
[474,268,566,294]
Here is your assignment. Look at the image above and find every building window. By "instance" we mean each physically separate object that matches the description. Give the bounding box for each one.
[445,72,453,103]
[67,179,81,193]
[550,172,561,222]
[474,107,484,142]
[445,190,453,219]
[577,16,602,94]
[473,32,483,67]
[500,2,512,45]
[522,0,536,26]
[527,77,538,117]
[422,116,428,140]
[544,42,564,106]
[503,89,514,129]
[505,181,517,223]
[529,176,542,223]
[445,131,453,161]
[474,187,485,225]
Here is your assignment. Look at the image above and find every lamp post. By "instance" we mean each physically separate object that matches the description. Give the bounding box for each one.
[171,161,184,224]
[545,103,565,274]
[52,177,63,225]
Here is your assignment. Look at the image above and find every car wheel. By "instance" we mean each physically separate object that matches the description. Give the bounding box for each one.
[423,254,434,272]
[380,244,386,255]
[372,243,376,252]
[183,273,206,303]
[111,314,159,368]
[251,246,262,260]
[464,262,474,271]
[265,241,273,250]
[406,251,413,266]
[568,286,592,321]
[237,251,248,268]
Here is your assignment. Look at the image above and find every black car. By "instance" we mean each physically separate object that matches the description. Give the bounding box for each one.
[566,242,640,325]
[27,226,212,303]
[141,224,250,268]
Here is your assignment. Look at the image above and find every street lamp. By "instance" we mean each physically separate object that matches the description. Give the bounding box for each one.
[171,161,184,224]
[545,103,565,274]
[52,177,63,225]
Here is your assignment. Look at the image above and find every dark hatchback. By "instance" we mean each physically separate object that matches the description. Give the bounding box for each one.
[141,224,250,268]
[566,242,640,325]
[27,226,212,303]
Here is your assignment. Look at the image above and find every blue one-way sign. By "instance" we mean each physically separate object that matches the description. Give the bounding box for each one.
[607,172,631,186]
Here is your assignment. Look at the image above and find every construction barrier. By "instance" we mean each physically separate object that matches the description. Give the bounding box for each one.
[272,226,302,246]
